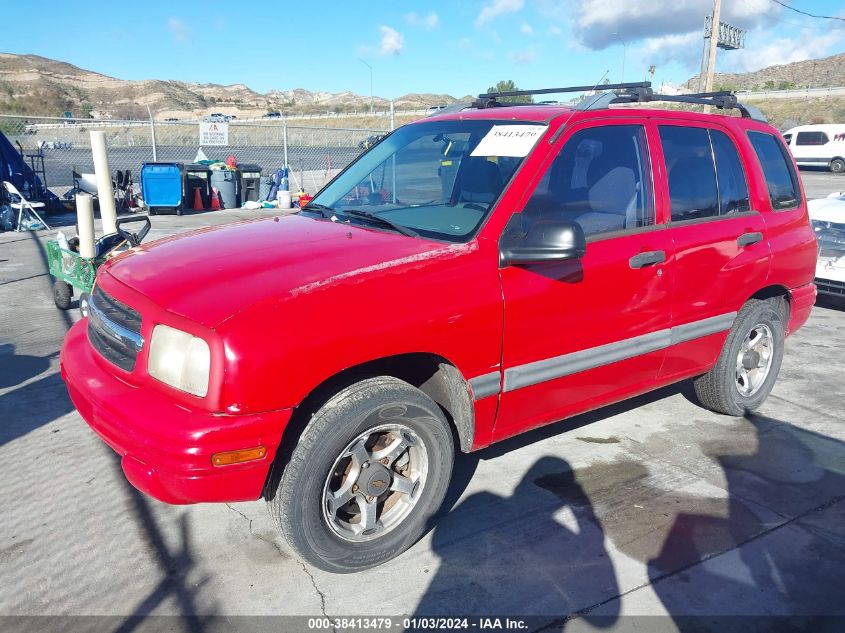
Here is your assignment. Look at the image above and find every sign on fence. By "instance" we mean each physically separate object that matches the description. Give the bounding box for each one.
[199,121,228,146]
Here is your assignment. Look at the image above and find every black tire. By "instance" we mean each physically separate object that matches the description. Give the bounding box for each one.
[269,376,454,573]
[148,208,157,216]
[78,292,91,318]
[53,280,72,310]
[693,299,785,416]
[831,158,845,174]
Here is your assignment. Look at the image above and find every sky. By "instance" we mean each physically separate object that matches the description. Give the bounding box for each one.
[3,1,845,99]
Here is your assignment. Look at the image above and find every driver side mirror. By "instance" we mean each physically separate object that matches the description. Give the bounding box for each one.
[500,216,587,266]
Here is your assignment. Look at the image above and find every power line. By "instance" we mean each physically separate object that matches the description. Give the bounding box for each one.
[768,0,845,23]
[740,0,824,30]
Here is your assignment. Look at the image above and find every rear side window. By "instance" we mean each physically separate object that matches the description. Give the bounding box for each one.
[795,131,828,146]
[660,126,719,221]
[711,130,750,215]
[748,131,801,211]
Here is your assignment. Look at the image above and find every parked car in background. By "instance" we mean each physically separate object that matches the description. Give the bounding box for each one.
[62,91,817,574]
[203,113,227,122]
[163,117,179,122]
[264,111,282,119]
[782,124,845,173]
[809,191,845,297]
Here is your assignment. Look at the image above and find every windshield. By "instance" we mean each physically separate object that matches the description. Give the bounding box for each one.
[307,120,546,241]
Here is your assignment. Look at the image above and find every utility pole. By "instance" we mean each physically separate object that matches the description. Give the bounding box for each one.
[703,0,722,94]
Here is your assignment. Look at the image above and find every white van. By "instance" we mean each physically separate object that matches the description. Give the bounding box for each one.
[782,124,845,173]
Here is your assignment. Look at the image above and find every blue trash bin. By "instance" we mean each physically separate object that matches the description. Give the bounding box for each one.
[140,162,184,215]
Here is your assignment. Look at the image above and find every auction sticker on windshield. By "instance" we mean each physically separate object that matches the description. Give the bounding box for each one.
[470,125,547,157]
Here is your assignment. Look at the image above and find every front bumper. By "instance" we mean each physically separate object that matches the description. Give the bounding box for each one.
[61,320,292,504]
[815,257,845,297]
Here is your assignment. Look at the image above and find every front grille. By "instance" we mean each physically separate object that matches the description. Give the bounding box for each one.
[87,287,144,371]
[816,277,845,297]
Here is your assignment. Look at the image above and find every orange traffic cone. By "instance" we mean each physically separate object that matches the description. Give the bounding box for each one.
[210,187,221,210]
[193,187,204,210]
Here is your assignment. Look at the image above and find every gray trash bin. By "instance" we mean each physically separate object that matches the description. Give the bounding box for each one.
[210,170,239,209]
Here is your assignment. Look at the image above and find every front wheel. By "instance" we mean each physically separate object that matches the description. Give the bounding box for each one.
[269,376,454,573]
[693,299,785,416]
[830,158,845,174]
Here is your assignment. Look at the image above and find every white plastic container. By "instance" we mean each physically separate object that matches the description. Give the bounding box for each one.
[277,190,292,210]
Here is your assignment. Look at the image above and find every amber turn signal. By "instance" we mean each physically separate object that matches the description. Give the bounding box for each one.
[211,446,267,466]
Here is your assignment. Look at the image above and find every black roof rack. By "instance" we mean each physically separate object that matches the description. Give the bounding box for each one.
[473,82,767,123]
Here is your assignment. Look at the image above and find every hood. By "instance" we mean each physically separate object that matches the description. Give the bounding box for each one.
[809,195,845,223]
[101,214,455,327]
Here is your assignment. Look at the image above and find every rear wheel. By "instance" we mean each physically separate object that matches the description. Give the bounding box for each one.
[269,376,454,573]
[693,299,785,416]
[830,158,845,174]
[53,280,72,310]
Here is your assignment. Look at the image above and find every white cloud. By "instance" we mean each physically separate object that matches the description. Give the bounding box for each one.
[570,0,779,50]
[520,23,534,36]
[730,28,845,72]
[476,0,524,27]
[548,25,563,36]
[379,26,404,56]
[639,31,702,69]
[166,17,190,43]
[508,50,536,64]
[405,11,439,29]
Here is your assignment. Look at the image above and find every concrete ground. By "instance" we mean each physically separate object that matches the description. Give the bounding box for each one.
[1,172,844,632]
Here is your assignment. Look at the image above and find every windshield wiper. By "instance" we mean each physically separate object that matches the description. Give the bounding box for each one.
[301,203,336,219]
[340,209,419,237]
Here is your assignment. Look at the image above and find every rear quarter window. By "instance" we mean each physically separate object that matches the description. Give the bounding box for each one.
[747,131,801,212]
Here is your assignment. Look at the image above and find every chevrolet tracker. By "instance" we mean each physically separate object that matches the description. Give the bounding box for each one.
[61,83,817,572]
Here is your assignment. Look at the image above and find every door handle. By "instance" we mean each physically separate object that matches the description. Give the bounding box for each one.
[629,250,666,269]
[737,231,763,247]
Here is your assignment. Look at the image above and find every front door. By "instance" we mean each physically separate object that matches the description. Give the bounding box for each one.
[494,120,673,440]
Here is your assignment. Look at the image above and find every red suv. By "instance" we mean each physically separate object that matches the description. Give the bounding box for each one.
[61,85,817,573]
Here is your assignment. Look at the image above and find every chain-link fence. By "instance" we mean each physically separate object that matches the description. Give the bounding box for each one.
[0,113,406,197]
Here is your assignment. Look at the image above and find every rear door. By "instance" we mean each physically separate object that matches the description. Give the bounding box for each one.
[655,121,771,380]
[494,118,673,440]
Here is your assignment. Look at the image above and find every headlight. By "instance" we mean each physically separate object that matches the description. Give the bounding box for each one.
[147,324,210,397]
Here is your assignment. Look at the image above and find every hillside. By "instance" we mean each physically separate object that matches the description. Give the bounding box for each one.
[684,51,845,91]
[0,53,460,119]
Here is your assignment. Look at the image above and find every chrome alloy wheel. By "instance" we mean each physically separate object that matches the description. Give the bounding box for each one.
[322,423,429,542]
[735,324,774,397]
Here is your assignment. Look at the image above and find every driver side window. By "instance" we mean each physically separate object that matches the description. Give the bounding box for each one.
[523,124,653,237]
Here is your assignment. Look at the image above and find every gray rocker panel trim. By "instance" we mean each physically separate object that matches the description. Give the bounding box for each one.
[468,372,501,400]
[497,310,737,395]
[670,312,737,346]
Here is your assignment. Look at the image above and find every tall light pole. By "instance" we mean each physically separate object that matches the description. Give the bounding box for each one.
[358,58,373,113]
[612,33,627,84]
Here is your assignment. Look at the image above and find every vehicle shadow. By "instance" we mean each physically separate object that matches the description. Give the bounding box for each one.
[411,385,689,622]
[0,343,52,389]
[11,232,216,628]
[645,414,845,628]
[414,455,620,625]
